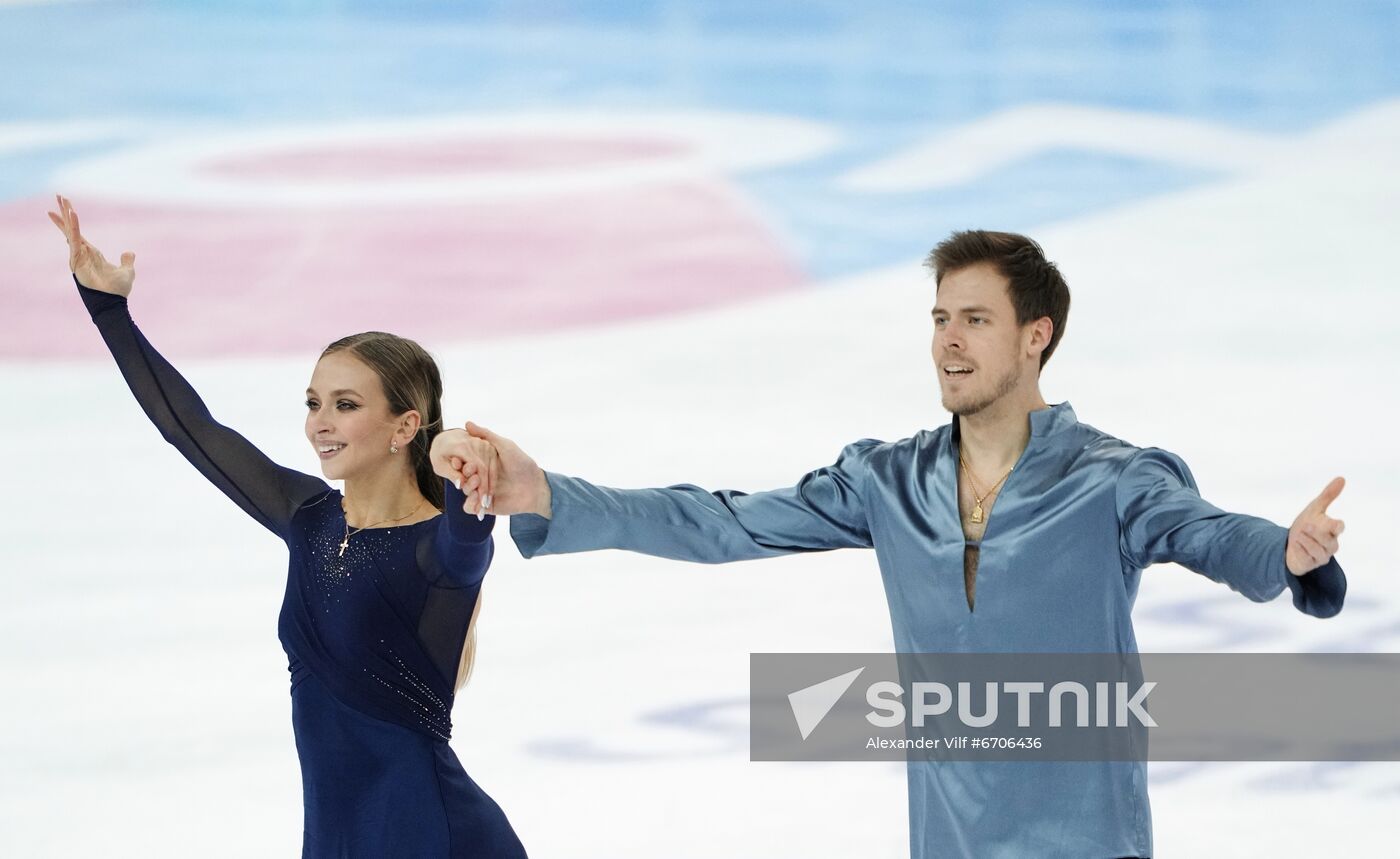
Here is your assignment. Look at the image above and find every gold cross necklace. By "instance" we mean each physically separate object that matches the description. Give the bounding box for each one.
[338,497,427,557]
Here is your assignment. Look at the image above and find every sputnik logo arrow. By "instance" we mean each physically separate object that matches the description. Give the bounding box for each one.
[788,667,865,740]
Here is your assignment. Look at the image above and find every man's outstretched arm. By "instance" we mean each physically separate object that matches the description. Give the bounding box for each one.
[458,423,881,563]
[1115,447,1347,618]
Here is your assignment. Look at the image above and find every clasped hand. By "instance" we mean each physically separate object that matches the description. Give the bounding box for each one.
[429,422,550,519]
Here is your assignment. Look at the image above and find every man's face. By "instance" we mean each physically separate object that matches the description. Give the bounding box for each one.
[931,262,1028,417]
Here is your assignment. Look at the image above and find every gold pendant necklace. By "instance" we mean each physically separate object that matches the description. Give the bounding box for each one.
[959,455,1013,525]
[338,497,427,558]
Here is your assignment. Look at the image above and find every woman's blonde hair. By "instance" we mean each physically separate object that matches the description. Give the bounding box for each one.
[454,592,483,692]
[320,331,481,693]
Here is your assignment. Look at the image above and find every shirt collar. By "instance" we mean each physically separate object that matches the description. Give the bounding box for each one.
[1030,401,1077,438]
[949,401,1077,448]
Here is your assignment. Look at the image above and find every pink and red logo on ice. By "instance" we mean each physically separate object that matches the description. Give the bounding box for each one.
[6,113,836,359]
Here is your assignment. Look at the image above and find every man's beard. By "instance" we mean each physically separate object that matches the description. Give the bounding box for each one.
[942,363,1020,417]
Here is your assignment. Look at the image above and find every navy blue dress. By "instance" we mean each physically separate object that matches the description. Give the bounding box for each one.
[77,276,529,858]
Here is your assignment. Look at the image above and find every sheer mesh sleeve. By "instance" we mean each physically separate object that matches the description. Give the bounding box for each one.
[424,477,495,589]
[76,275,330,542]
[415,478,495,687]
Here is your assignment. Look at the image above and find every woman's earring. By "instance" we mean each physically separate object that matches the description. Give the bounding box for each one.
[390,442,399,454]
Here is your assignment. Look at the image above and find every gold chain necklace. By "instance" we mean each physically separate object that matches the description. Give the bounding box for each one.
[338,497,427,557]
[958,455,1013,525]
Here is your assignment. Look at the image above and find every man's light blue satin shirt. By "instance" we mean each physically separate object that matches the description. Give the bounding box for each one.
[510,402,1346,859]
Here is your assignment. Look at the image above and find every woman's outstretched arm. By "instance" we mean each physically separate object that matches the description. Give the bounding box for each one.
[52,195,330,541]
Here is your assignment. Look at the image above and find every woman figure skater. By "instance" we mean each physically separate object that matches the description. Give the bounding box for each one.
[49,196,526,858]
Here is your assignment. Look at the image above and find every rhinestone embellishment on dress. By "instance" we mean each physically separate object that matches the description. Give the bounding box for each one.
[305,494,411,605]
[364,649,453,741]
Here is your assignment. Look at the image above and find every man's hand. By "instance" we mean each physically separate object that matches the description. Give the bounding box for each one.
[456,422,552,519]
[1286,477,1345,576]
[429,428,500,519]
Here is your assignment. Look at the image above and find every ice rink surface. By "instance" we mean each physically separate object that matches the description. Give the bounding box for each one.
[2,1,1398,856]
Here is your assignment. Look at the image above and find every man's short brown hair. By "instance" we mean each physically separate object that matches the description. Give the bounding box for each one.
[926,230,1071,369]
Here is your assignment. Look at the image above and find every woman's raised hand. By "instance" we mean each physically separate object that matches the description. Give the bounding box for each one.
[47,195,135,297]
[430,428,500,520]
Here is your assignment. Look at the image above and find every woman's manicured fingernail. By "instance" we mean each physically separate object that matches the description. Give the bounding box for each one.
[455,477,461,491]
[483,494,492,509]
[476,510,484,522]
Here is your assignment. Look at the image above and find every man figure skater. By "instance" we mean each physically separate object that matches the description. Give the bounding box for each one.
[451,230,1347,858]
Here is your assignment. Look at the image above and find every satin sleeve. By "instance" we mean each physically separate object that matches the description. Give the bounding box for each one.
[1115,446,1345,618]
[76,275,330,542]
[509,439,881,563]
